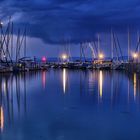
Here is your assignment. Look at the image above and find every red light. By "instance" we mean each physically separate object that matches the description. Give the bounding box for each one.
[42,56,47,62]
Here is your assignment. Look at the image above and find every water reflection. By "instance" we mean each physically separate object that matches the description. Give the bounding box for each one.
[0,70,140,138]
[111,72,114,106]
[0,107,4,132]
[128,79,130,103]
[42,71,46,89]
[134,73,137,101]
[2,79,6,95]
[99,70,103,99]
[86,70,140,106]
[63,69,67,94]
[0,73,33,133]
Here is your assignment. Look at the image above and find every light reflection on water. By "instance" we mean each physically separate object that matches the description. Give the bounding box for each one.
[99,70,103,99]
[0,70,140,140]
[134,73,137,101]
[42,70,46,89]
[63,69,67,94]
[0,107,4,132]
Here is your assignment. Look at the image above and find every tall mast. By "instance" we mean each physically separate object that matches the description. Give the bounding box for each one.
[24,28,27,58]
[0,22,2,60]
[128,27,130,62]
[68,40,71,62]
[97,34,100,56]
[11,22,13,60]
[111,28,114,60]
[137,30,139,53]
[137,30,140,63]
[80,43,82,62]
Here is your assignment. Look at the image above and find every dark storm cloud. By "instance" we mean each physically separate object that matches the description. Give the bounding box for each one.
[0,0,140,44]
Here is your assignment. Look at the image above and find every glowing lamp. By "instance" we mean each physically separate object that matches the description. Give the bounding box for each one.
[99,53,104,59]
[42,56,47,62]
[19,63,22,67]
[0,22,3,27]
[133,53,138,59]
[61,54,68,60]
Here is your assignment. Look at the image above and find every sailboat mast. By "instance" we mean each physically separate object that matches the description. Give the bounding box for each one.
[111,28,113,60]
[137,30,139,53]
[128,27,130,62]
[24,28,27,58]
[11,22,13,60]
[137,30,140,63]
[97,34,100,56]
[80,43,82,62]
[68,41,71,62]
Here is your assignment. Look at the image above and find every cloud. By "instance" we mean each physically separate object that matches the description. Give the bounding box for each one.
[0,0,140,44]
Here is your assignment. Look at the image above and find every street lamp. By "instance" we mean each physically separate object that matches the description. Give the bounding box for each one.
[133,53,138,59]
[61,54,68,61]
[99,53,104,59]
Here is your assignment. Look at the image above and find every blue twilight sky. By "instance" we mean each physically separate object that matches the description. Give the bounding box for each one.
[1,0,140,57]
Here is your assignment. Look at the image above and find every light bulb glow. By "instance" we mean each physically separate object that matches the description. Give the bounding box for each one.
[133,53,138,58]
[42,56,47,62]
[61,54,68,60]
[99,53,104,59]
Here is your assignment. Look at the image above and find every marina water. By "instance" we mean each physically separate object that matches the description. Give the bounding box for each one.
[0,69,140,140]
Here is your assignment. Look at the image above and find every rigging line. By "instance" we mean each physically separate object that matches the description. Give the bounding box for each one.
[115,33,124,61]
[16,29,20,62]
[135,37,140,53]
[3,21,13,63]
[82,43,86,61]
[113,32,120,61]
[92,41,98,57]
[88,43,96,60]
[0,28,10,65]
[17,29,26,59]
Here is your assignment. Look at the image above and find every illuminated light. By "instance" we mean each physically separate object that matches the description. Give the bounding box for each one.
[61,54,68,60]
[63,69,67,94]
[42,71,46,89]
[133,53,138,59]
[19,63,22,67]
[42,56,47,62]
[99,53,104,59]
[134,73,137,101]
[99,70,103,99]
[0,22,3,27]
[0,107,4,132]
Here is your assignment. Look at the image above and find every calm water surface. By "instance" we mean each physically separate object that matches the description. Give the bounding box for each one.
[0,69,140,140]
